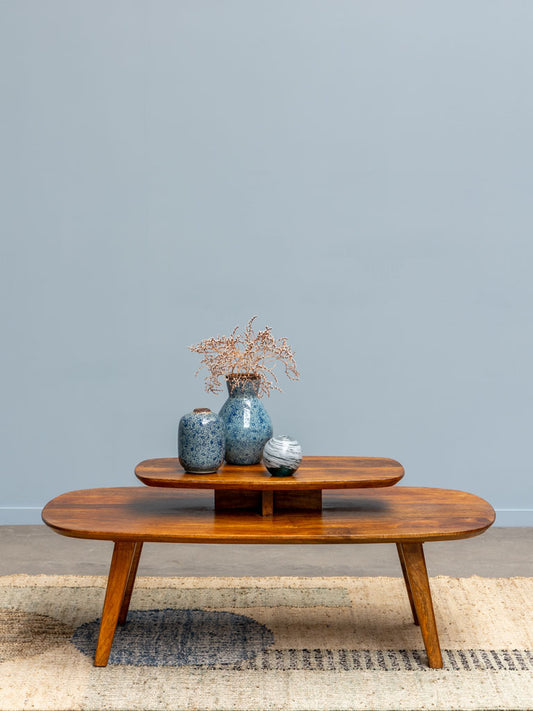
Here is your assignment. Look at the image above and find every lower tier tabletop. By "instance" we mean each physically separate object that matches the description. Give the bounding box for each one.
[42,486,495,544]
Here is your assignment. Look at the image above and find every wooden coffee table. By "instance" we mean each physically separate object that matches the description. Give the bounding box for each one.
[41,457,495,669]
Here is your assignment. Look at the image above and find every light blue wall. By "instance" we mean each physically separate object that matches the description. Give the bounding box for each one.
[1,1,532,524]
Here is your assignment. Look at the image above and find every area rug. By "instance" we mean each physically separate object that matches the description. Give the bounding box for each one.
[1,575,532,711]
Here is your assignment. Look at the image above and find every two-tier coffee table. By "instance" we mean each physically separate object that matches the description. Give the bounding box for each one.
[41,456,495,669]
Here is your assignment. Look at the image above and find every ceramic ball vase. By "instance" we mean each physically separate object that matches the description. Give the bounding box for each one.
[262,435,302,476]
[178,408,225,474]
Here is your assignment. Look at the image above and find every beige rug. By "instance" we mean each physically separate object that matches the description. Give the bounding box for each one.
[1,575,532,710]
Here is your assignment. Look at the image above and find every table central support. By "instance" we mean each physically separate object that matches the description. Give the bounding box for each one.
[214,489,323,515]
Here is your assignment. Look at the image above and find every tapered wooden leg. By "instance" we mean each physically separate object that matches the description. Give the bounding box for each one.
[400,542,443,669]
[396,543,419,625]
[118,542,143,625]
[94,541,137,667]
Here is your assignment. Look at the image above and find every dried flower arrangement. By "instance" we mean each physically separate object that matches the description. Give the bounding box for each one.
[189,316,300,397]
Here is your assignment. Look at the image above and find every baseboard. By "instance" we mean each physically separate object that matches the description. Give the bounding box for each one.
[492,509,533,526]
[1,506,532,526]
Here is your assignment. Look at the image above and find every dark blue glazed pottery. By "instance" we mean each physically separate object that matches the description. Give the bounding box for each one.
[178,408,225,473]
[218,375,273,465]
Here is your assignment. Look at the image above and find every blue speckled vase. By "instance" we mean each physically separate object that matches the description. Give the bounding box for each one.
[178,408,225,474]
[218,375,273,465]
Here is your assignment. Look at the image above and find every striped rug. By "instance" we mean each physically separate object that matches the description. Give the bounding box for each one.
[1,575,532,710]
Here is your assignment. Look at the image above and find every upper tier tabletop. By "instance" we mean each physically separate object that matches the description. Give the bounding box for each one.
[135,456,404,490]
[42,487,495,544]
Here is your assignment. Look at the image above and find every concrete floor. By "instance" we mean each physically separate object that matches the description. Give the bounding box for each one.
[1,525,532,577]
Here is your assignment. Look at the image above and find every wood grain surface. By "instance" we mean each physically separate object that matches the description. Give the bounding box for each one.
[93,541,137,666]
[134,456,405,490]
[399,542,443,668]
[42,486,495,544]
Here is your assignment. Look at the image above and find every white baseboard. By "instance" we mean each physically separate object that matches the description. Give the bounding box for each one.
[1,507,532,526]
[492,509,533,526]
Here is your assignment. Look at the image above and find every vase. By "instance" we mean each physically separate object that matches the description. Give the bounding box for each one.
[178,408,225,473]
[218,374,273,465]
[263,435,302,476]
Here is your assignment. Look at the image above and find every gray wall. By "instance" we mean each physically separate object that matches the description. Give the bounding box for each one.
[1,1,532,524]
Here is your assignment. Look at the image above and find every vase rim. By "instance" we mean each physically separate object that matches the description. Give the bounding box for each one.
[226,372,260,380]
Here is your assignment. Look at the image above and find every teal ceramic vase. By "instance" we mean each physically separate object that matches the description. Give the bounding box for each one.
[218,374,273,465]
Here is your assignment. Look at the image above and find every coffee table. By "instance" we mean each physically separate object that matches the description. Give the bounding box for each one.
[41,457,495,669]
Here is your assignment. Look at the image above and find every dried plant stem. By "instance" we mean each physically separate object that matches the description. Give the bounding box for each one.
[189,316,299,397]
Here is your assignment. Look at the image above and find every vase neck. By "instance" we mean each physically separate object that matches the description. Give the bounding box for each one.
[226,375,260,397]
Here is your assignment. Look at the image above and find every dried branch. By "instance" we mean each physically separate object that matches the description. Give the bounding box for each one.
[189,316,300,397]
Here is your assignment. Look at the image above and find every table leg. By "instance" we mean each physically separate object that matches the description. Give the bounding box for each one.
[94,541,137,667]
[399,542,443,669]
[118,542,143,625]
[396,543,419,625]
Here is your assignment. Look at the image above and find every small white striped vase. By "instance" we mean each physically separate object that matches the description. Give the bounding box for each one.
[262,435,302,476]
